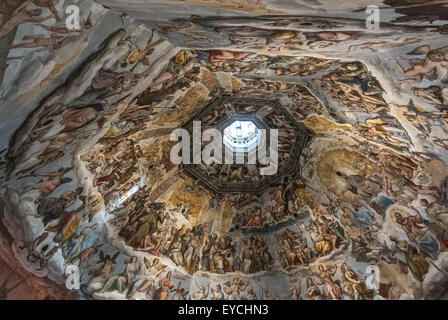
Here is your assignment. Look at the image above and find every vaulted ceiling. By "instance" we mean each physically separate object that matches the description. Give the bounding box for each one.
[0,0,448,300]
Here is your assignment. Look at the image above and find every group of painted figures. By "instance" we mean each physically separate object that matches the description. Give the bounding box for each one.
[1,0,448,300]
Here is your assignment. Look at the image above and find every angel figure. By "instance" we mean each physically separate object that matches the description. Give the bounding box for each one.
[82,251,120,295]
[120,29,164,72]
[313,264,342,300]
[100,256,141,294]
[393,45,448,83]
[193,284,209,300]
[64,224,97,265]
[289,285,302,300]
[172,282,189,300]
[340,263,367,300]
[126,257,166,299]
[96,251,120,278]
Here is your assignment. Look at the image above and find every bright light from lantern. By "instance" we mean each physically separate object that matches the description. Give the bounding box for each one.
[223,120,260,152]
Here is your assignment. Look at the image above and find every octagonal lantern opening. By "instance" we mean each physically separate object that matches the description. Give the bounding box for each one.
[181,96,314,194]
[223,120,260,153]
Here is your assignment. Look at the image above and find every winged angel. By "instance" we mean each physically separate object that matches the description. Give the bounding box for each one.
[393,45,448,83]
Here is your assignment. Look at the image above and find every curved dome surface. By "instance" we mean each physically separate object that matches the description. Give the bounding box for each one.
[0,0,447,301]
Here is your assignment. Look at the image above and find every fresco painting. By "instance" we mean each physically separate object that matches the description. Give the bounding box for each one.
[0,0,447,301]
